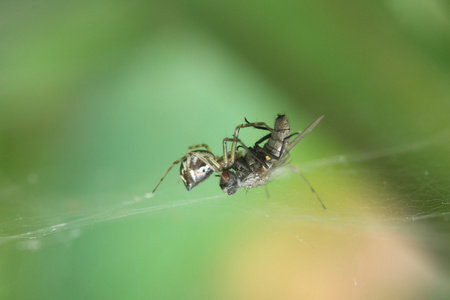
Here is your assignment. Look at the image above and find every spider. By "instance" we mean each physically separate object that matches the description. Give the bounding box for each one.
[152,115,326,209]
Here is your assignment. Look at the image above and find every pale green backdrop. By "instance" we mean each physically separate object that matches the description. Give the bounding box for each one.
[1,1,449,299]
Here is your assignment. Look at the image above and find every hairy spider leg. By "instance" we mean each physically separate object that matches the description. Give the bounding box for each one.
[245,117,273,131]
[222,136,270,170]
[189,151,222,174]
[185,144,223,173]
[233,122,273,138]
[152,155,188,193]
[221,121,274,168]
[186,144,214,154]
[221,137,251,168]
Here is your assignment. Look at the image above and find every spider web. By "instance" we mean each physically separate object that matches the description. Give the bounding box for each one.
[1,127,449,249]
[301,128,450,220]
[0,1,450,299]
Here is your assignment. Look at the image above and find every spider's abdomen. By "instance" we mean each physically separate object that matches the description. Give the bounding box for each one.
[180,151,214,191]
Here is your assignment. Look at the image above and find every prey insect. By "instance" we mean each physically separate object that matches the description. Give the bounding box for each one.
[152,115,326,209]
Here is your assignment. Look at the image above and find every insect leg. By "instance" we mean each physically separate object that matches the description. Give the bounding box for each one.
[254,133,271,147]
[264,185,270,199]
[286,164,327,210]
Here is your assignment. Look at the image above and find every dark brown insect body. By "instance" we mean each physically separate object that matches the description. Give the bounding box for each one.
[152,114,325,209]
[219,115,322,197]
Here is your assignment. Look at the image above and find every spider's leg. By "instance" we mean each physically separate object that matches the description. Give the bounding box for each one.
[190,151,223,174]
[152,155,187,193]
[186,144,214,154]
[222,137,269,169]
[221,137,250,168]
[221,121,274,168]
[233,122,273,138]
[245,117,272,131]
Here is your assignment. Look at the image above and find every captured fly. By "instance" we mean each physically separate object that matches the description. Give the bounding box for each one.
[152,115,326,209]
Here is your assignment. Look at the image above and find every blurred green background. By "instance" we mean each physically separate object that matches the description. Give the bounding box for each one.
[1,1,450,299]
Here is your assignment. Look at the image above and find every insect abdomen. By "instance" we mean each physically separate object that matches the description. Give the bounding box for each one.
[263,114,291,158]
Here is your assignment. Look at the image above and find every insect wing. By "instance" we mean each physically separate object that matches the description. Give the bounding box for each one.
[285,115,324,153]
